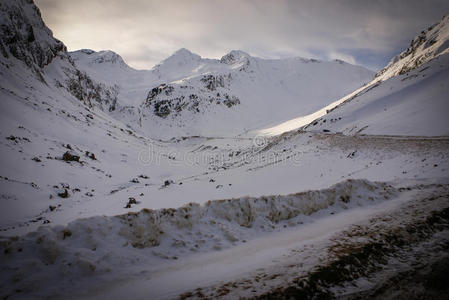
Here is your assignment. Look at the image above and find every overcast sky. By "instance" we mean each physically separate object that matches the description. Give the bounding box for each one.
[35,0,449,71]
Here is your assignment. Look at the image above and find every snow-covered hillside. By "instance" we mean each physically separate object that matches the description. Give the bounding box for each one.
[304,53,449,136]
[260,14,449,137]
[71,47,374,138]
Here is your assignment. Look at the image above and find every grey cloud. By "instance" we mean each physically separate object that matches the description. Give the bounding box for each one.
[35,0,449,70]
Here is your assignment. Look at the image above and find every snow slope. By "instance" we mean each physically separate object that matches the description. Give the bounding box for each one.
[304,53,449,136]
[260,14,449,137]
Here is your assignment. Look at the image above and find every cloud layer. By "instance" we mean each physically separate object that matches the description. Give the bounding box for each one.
[35,0,449,70]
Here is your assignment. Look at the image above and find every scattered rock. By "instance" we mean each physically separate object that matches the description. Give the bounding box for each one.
[32,157,41,162]
[130,178,140,183]
[85,151,96,160]
[138,174,149,179]
[6,135,16,142]
[62,151,80,162]
[49,205,56,211]
[58,189,69,198]
[347,151,357,158]
[125,197,138,208]
[163,180,174,187]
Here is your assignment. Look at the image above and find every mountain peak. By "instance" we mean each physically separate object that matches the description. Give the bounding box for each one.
[173,47,197,56]
[93,50,125,65]
[76,49,95,55]
[162,48,201,63]
[70,49,128,67]
[220,50,250,64]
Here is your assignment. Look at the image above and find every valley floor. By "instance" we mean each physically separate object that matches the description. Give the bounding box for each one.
[1,130,449,299]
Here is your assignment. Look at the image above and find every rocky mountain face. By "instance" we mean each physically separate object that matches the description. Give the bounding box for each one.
[65,69,119,112]
[0,0,65,80]
[0,0,120,113]
[376,14,449,80]
[144,75,240,118]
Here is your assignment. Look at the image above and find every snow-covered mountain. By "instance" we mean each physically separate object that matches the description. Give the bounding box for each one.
[70,47,374,138]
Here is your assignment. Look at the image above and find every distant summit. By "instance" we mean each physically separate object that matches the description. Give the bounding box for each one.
[220,50,250,65]
[70,49,129,68]
[158,48,201,66]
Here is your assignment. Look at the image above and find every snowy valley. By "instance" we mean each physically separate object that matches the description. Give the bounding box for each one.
[0,0,449,299]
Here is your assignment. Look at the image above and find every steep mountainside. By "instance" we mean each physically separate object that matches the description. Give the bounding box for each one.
[376,14,449,80]
[302,14,449,137]
[304,54,449,136]
[0,0,174,234]
[259,14,449,137]
[0,0,64,79]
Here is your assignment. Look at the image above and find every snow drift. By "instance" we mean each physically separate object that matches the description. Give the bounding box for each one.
[0,179,397,298]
